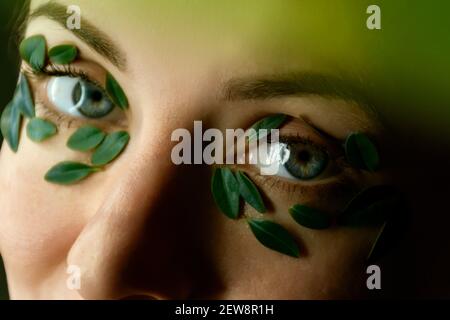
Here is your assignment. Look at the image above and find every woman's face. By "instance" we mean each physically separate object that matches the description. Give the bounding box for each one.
[0,0,391,299]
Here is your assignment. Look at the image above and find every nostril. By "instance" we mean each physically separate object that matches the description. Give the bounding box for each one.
[120,295,157,300]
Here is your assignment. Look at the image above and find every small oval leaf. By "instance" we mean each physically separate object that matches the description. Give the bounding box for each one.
[106,73,129,110]
[248,219,300,258]
[91,131,130,166]
[19,35,47,72]
[67,125,106,151]
[236,171,266,213]
[344,132,379,172]
[289,204,332,230]
[211,167,240,219]
[247,114,287,142]
[45,161,100,185]
[48,44,78,65]
[1,101,22,152]
[26,118,57,142]
[338,185,400,226]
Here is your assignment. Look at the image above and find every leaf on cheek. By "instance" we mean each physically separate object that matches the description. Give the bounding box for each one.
[67,125,106,151]
[45,161,100,185]
[248,219,300,258]
[1,101,22,152]
[26,118,57,142]
[91,131,130,166]
[289,204,332,230]
[236,170,266,213]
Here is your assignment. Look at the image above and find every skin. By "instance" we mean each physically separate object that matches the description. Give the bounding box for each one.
[0,0,426,299]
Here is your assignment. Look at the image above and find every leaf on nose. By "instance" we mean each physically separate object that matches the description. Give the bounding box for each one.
[19,35,47,72]
[106,73,129,110]
[45,161,101,185]
[247,114,287,142]
[289,204,332,230]
[247,219,300,258]
[211,167,240,219]
[344,132,379,172]
[26,117,57,142]
[67,125,106,151]
[1,100,22,152]
[91,131,130,166]
[236,171,266,213]
[48,44,78,65]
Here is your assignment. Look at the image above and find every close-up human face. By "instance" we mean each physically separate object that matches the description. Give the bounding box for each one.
[0,0,449,301]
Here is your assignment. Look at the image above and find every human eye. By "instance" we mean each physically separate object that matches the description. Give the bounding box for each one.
[245,116,350,196]
[24,63,126,128]
[262,137,331,181]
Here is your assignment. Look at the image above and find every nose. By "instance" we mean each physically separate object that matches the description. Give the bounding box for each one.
[67,125,218,300]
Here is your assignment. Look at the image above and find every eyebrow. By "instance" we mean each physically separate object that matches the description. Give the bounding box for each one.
[28,1,126,70]
[224,72,370,105]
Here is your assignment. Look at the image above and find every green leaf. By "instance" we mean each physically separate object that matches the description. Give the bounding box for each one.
[289,204,332,230]
[344,132,379,172]
[247,219,300,258]
[247,114,287,142]
[19,35,46,72]
[338,185,400,226]
[1,101,22,152]
[106,73,129,110]
[48,44,78,64]
[211,167,240,219]
[26,118,57,142]
[16,73,35,118]
[45,161,100,185]
[91,131,130,166]
[236,171,266,213]
[67,125,106,151]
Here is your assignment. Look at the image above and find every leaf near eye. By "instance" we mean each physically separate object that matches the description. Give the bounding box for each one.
[1,101,22,152]
[247,219,300,258]
[247,114,287,142]
[48,44,78,65]
[106,73,129,110]
[16,73,35,118]
[67,125,106,151]
[344,132,380,172]
[289,204,332,230]
[211,167,240,219]
[26,118,57,142]
[338,185,401,226]
[91,131,130,166]
[236,171,266,213]
[45,161,100,185]
[19,35,47,72]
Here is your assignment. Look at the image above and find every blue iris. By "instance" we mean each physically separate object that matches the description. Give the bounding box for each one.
[283,143,329,180]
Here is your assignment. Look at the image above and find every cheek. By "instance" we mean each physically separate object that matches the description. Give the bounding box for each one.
[0,125,101,269]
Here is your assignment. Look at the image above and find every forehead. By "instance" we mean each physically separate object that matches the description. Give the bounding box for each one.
[30,0,372,73]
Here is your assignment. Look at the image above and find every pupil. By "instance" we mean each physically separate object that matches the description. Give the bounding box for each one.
[91,90,103,102]
[296,150,311,163]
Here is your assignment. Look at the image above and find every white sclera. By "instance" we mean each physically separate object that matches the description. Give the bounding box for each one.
[249,141,294,178]
[47,76,85,117]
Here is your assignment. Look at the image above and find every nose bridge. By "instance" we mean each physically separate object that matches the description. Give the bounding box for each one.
[66,120,210,299]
